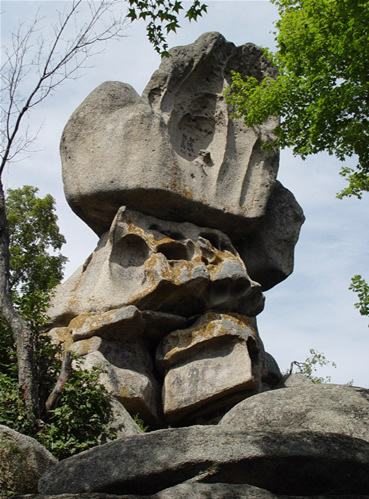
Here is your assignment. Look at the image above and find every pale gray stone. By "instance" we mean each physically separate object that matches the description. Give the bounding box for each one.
[277,372,313,388]
[156,313,264,422]
[220,383,369,443]
[238,181,305,291]
[68,306,144,342]
[61,33,279,237]
[156,312,263,370]
[38,426,369,496]
[162,340,262,423]
[105,397,143,439]
[47,207,264,326]
[0,425,57,495]
[77,337,162,425]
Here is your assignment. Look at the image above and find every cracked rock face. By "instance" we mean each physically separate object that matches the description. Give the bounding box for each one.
[48,32,304,425]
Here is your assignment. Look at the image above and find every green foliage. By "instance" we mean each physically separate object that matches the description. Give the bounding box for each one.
[6,185,67,305]
[350,275,369,320]
[0,186,117,461]
[0,359,115,460]
[225,0,369,199]
[38,360,115,460]
[133,413,149,432]
[291,348,337,383]
[127,0,207,56]
[0,372,35,435]
[1,185,67,392]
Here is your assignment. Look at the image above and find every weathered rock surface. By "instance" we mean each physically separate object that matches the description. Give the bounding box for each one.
[47,207,264,325]
[157,313,264,422]
[61,32,279,238]
[38,426,369,496]
[104,397,143,439]
[220,383,369,443]
[0,425,57,496]
[76,337,162,424]
[238,181,305,291]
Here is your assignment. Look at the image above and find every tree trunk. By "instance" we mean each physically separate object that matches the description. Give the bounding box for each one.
[45,351,73,414]
[0,180,38,421]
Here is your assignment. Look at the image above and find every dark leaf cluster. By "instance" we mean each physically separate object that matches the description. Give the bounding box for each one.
[127,0,207,56]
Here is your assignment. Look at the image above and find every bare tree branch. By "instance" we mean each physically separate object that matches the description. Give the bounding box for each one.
[1,0,128,176]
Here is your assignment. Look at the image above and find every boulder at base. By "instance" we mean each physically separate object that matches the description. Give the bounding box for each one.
[38,426,369,496]
[0,425,57,495]
[220,383,369,443]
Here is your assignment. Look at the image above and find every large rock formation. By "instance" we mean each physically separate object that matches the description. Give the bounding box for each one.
[47,32,304,428]
[15,26,367,493]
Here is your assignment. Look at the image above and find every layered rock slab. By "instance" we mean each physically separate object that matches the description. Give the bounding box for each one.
[157,313,264,422]
[38,426,369,496]
[61,32,279,237]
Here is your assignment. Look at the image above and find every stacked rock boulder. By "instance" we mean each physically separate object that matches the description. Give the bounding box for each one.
[47,32,305,427]
[30,32,369,496]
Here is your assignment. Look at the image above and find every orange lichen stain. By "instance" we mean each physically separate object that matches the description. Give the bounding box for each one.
[160,312,259,365]
[119,386,132,398]
[69,308,122,331]
[71,336,101,356]
[47,327,73,352]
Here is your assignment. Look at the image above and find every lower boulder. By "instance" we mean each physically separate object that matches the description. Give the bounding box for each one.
[0,425,57,496]
[219,382,369,443]
[156,312,264,423]
[38,426,369,496]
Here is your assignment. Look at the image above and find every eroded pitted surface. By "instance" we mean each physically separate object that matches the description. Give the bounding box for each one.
[61,32,279,237]
[47,208,265,424]
[48,207,264,324]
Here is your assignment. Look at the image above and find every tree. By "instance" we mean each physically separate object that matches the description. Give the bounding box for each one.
[6,186,67,321]
[225,0,369,325]
[288,348,337,384]
[0,186,67,429]
[0,187,117,467]
[226,0,369,200]
[350,275,369,324]
[0,0,207,421]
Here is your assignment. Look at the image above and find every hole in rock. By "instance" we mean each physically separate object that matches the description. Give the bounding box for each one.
[199,232,234,253]
[198,233,220,250]
[111,233,150,268]
[157,241,195,261]
[174,114,215,161]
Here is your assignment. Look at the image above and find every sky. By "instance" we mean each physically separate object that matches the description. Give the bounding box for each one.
[1,0,368,387]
